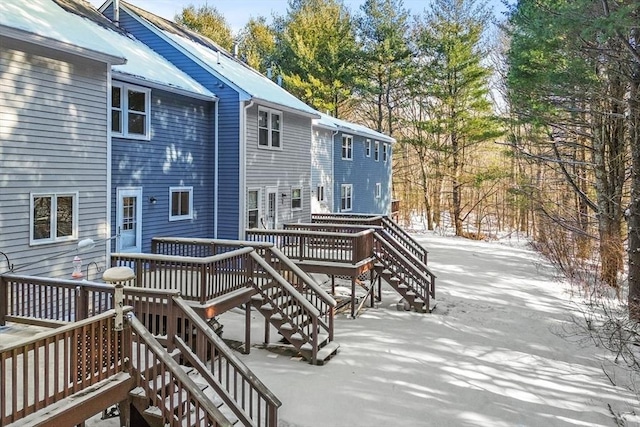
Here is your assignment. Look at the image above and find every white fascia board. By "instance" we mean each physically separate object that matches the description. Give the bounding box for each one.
[112,72,218,101]
[336,125,395,144]
[253,98,320,119]
[0,25,126,65]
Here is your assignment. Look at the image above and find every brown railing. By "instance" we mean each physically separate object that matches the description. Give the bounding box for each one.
[0,309,127,425]
[171,297,281,426]
[245,229,375,265]
[110,248,254,304]
[126,314,230,427]
[380,216,429,265]
[374,233,436,304]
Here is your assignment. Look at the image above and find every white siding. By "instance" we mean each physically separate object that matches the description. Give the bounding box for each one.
[0,38,110,278]
[311,127,333,213]
[245,104,312,228]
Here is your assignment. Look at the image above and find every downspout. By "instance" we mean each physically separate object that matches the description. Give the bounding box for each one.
[239,99,254,238]
[106,66,113,257]
[331,129,338,213]
[213,99,219,238]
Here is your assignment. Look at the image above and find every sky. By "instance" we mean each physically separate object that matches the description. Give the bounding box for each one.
[87,0,509,33]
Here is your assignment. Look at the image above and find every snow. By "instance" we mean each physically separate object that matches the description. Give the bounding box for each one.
[318,112,396,143]
[214,233,639,427]
[0,0,215,98]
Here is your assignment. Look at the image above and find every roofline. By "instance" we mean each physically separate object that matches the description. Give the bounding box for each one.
[313,122,339,131]
[254,98,320,119]
[336,126,396,143]
[112,72,218,101]
[113,2,249,98]
[0,24,126,65]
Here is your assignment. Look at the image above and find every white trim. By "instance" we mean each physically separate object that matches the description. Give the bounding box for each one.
[106,66,113,256]
[375,182,381,199]
[29,192,79,246]
[116,187,142,253]
[257,106,283,150]
[265,186,278,229]
[374,141,380,162]
[291,187,303,211]
[213,99,219,238]
[112,73,217,101]
[340,184,353,212]
[341,134,353,160]
[111,81,151,140]
[169,186,194,221]
[383,143,388,162]
[240,100,254,237]
[366,139,371,157]
[246,187,261,229]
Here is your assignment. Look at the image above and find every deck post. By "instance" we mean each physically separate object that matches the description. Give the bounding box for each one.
[0,276,6,326]
[244,303,251,354]
[350,276,356,318]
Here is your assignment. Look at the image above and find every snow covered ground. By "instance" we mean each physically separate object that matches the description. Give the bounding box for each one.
[217,232,640,427]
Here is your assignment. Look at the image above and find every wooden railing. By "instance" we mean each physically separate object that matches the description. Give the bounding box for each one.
[245,229,375,265]
[310,213,429,265]
[0,309,127,426]
[110,248,254,304]
[171,297,281,426]
[373,233,436,304]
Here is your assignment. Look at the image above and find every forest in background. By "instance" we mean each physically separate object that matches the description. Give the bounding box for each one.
[175,0,640,327]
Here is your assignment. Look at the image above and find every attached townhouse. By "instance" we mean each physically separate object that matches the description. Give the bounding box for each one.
[100,1,320,238]
[313,113,395,216]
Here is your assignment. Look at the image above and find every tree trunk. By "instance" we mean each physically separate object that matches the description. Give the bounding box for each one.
[452,133,464,236]
[628,61,640,319]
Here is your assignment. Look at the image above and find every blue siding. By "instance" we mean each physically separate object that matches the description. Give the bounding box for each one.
[333,131,392,215]
[113,6,242,239]
[111,89,213,251]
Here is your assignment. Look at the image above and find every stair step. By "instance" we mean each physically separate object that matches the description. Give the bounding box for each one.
[260,303,274,311]
[382,269,392,275]
[143,405,163,419]
[390,277,401,283]
[316,342,340,363]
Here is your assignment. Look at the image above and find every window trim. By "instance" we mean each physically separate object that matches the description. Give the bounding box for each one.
[375,182,381,199]
[366,139,371,157]
[383,143,388,162]
[374,141,380,162]
[257,107,283,150]
[340,184,353,212]
[341,135,353,160]
[111,82,151,140]
[247,188,261,229]
[30,192,79,246]
[317,185,325,202]
[169,186,193,221]
[291,187,303,211]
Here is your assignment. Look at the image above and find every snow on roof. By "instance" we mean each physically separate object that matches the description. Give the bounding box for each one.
[0,0,215,99]
[0,0,125,61]
[118,1,318,117]
[318,113,396,143]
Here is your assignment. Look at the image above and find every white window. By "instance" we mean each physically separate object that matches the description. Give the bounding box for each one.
[375,183,382,199]
[291,187,302,210]
[383,143,388,162]
[374,141,380,161]
[169,186,193,221]
[317,185,325,202]
[30,192,78,245]
[342,135,353,160]
[112,83,151,139]
[258,108,282,149]
[366,139,371,157]
[247,189,260,228]
[340,184,353,212]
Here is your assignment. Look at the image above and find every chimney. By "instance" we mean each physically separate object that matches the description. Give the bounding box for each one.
[217,50,221,65]
[233,43,239,58]
[113,0,120,27]
[277,75,282,86]
[266,67,272,79]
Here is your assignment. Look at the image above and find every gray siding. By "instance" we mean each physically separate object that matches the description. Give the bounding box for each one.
[0,38,109,278]
[311,127,334,213]
[245,104,312,228]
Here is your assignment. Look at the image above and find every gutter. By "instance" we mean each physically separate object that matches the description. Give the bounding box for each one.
[112,73,217,101]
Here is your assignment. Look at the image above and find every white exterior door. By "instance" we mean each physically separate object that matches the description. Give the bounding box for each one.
[266,187,278,229]
[116,187,142,253]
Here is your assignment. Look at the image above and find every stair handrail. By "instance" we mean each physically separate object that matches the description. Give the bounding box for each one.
[170,296,282,427]
[373,233,435,304]
[126,314,232,427]
[379,216,429,264]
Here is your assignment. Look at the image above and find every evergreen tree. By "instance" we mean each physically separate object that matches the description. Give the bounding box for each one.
[237,17,276,73]
[175,4,234,51]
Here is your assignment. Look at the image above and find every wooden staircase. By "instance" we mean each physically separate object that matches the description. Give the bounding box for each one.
[249,249,339,365]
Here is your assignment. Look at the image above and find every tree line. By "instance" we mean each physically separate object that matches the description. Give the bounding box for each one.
[176,0,640,318]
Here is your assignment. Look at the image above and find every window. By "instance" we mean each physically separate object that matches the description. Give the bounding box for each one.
[341,135,353,160]
[374,141,380,161]
[291,187,302,210]
[366,139,371,157]
[169,187,193,221]
[258,108,281,148]
[383,143,388,162]
[112,83,151,139]
[30,192,78,245]
[317,185,325,202]
[341,184,353,212]
[247,189,260,228]
[375,183,381,199]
